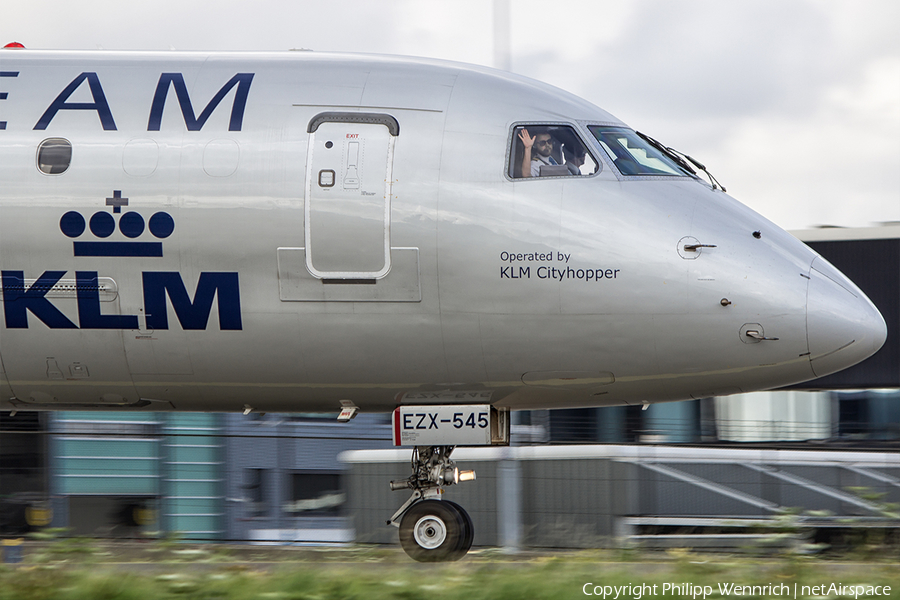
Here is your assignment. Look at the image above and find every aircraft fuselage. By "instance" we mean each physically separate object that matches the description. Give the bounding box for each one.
[0,50,886,413]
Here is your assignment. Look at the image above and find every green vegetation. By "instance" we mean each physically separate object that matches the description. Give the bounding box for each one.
[1,544,898,600]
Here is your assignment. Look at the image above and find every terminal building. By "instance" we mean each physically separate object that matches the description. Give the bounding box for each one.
[0,412,393,540]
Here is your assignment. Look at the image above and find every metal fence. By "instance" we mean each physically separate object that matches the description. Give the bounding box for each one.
[344,445,900,549]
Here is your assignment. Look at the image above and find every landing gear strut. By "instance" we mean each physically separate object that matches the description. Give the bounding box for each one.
[388,446,476,562]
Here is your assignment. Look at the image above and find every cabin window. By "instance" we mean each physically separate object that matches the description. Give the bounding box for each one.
[509,125,598,179]
[37,138,72,175]
[588,126,689,177]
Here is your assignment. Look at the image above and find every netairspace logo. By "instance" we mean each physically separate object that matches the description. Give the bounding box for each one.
[582,582,893,599]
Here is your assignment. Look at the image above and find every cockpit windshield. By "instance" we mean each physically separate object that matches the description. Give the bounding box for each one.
[589,126,691,177]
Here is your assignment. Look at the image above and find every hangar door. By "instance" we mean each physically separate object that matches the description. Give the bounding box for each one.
[304,112,399,280]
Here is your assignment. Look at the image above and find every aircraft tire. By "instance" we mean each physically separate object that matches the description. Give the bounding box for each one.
[444,500,473,560]
[398,499,467,562]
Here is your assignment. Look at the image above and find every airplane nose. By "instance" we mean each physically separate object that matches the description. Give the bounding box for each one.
[806,257,887,378]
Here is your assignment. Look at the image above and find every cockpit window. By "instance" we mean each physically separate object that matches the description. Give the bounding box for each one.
[509,125,598,179]
[588,126,690,177]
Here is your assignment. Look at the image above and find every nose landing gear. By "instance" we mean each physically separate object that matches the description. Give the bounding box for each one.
[387,405,508,561]
[388,446,476,561]
[399,498,473,561]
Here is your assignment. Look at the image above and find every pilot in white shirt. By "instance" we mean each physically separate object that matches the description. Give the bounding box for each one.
[530,148,559,176]
[517,128,559,177]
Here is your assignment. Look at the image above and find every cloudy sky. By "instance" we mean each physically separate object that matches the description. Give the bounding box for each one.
[4,0,898,230]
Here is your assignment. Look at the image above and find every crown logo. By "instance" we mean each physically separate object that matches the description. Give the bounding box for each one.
[59,190,174,257]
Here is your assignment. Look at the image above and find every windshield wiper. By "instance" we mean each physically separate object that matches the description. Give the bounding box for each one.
[636,131,726,192]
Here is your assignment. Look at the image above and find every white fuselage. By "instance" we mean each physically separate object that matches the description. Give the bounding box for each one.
[0,50,886,413]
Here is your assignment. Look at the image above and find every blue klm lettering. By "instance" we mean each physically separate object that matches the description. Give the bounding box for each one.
[1,270,242,331]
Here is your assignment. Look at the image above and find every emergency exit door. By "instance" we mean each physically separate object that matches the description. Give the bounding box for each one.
[305,112,399,279]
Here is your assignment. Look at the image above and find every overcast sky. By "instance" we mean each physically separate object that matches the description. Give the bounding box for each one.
[4,0,898,230]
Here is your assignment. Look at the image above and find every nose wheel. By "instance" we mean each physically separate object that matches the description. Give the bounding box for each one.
[389,446,477,561]
[398,499,472,562]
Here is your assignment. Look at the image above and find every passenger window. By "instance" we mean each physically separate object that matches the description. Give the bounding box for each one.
[37,138,72,175]
[509,125,598,179]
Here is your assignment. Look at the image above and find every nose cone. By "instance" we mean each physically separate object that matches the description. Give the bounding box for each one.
[806,257,887,378]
